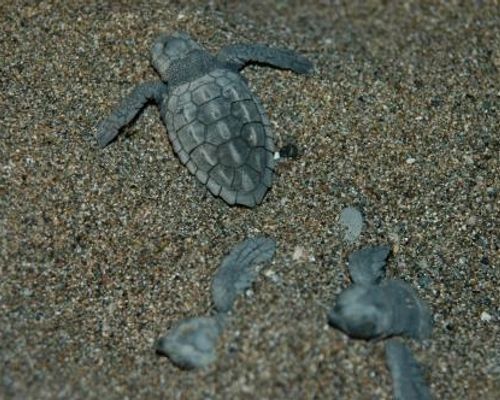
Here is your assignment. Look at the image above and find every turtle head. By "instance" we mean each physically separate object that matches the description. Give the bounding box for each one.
[327,285,389,340]
[151,32,204,81]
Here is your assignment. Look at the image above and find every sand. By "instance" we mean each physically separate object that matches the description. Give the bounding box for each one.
[1,1,499,399]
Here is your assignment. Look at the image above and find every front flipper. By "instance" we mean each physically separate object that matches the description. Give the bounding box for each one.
[217,44,313,74]
[96,81,167,148]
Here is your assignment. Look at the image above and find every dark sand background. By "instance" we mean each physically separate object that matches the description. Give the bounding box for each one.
[1,1,499,399]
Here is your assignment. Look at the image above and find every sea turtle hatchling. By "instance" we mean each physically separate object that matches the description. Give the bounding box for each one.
[96,32,313,207]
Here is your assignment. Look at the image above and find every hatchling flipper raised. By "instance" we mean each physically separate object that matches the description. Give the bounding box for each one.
[96,32,313,207]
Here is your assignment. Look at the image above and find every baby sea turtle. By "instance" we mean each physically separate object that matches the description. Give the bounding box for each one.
[97,32,313,207]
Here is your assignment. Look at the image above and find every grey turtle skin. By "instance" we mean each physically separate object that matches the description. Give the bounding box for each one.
[347,245,391,286]
[212,236,276,313]
[385,339,432,400]
[328,280,433,341]
[156,316,224,370]
[96,32,313,207]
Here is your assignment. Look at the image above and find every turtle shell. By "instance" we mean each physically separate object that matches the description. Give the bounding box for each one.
[163,69,275,207]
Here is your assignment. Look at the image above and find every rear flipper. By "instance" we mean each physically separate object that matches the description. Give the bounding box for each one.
[217,44,313,74]
[96,81,167,148]
[385,339,432,400]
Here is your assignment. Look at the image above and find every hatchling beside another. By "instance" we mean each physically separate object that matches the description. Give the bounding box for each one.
[96,32,313,207]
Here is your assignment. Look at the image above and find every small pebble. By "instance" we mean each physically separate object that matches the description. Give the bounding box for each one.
[339,207,363,244]
[279,143,300,158]
[480,311,492,322]
[292,245,305,261]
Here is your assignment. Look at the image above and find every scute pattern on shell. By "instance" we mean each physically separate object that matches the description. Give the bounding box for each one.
[164,69,275,207]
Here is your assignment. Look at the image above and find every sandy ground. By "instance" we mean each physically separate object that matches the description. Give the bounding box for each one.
[1,1,499,399]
